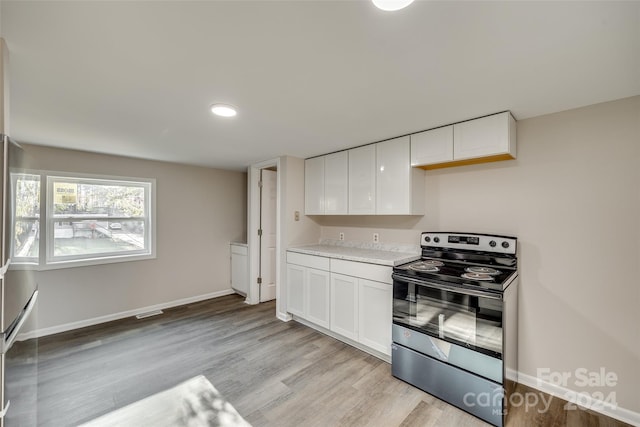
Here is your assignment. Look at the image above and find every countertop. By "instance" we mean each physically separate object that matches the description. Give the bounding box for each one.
[287,239,420,267]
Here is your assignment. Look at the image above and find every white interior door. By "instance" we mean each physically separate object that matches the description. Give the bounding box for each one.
[259,169,277,302]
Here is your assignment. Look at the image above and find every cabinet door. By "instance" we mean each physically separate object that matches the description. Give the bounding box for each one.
[348,145,376,215]
[453,112,515,160]
[230,245,248,294]
[411,126,454,166]
[358,279,392,356]
[286,264,306,317]
[376,136,411,215]
[330,273,358,340]
[305,156,325,215]
[306,268,331,329]
[324,151,348,215]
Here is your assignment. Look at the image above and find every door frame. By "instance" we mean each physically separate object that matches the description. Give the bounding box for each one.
[247,158,289,320]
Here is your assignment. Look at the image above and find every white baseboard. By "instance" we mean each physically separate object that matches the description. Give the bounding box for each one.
[518,371,640,427]
[18,289,237,341]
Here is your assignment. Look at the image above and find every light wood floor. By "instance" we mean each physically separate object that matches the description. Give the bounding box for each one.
[26,294,630,427]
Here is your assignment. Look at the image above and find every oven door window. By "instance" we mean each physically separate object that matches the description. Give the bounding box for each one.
[393,279,503,358]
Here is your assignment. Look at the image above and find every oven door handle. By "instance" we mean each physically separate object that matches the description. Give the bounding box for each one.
[0,400,10,419]
[392,274,502,300]
[3,290,39,353]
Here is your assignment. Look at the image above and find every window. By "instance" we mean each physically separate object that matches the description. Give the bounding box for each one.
[11,172,155,269]
[13,173,41,263]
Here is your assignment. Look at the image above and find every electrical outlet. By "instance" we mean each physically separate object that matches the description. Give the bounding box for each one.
[294,211,300,221]
[339,232,345,241]
[373,233,379,243]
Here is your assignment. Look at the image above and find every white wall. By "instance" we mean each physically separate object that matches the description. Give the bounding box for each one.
[20,144,247,333]
[282,156,320,247]
[317,96,640,414]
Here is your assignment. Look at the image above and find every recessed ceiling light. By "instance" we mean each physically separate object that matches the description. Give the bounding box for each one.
[372,0,414,11]
[210,103,237,117]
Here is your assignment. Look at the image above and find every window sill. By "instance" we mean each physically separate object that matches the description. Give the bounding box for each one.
[11,253,157,271]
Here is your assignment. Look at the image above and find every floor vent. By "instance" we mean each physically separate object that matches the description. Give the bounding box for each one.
[135,309,164,319]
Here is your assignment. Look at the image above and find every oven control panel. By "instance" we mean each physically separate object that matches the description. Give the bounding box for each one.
[421,232,517,255]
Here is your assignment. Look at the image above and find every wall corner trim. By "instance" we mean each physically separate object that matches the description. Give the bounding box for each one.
[276,312,292,322]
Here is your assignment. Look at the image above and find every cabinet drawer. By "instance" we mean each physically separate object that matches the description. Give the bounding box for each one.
[286,252,330,270]
[330,259,392,284]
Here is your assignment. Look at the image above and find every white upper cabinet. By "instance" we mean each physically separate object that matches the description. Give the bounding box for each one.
[410,111,517,169]
[376,136,425,215]
[304,156,325,215]
[305,152,348,215]
[453,112,516,161]
[324,151,348,215]
[411,125,454,166]
[348,145,376,215]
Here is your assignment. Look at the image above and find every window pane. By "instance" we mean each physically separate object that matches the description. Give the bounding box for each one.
[52,180,146,217]
[14,220,40,258]
[13,174,41,260]
[53,220,145,257]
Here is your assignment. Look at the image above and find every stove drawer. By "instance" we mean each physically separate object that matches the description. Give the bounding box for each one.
[392,324,502,383]
[392,343,503,427]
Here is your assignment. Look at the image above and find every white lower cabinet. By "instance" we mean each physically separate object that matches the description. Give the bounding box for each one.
[230,243,249,294]
[330,273,359,341]
[306,268,331,328]
[358,279,392,355]
[286,264,306,317]
[287,251,393,359]
[331,273,392,356]
[286,253,331,326]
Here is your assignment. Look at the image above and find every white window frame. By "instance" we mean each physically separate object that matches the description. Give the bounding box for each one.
[11,169,156,270]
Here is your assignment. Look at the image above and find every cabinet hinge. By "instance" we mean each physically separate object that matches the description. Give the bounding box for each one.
[257,277,262,284]
[258,180,263,188]
[258,229,263,236]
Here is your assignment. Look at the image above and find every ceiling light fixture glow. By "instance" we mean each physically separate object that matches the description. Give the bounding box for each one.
[210,104,237,117]
[372,0,414,11]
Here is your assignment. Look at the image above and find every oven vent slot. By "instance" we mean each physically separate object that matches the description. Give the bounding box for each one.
[135,309,164,319]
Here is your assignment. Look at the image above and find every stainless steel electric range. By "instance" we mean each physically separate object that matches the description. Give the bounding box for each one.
[391,232,518,427]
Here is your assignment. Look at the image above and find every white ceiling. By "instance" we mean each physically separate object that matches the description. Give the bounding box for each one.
[1,1,638,171]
